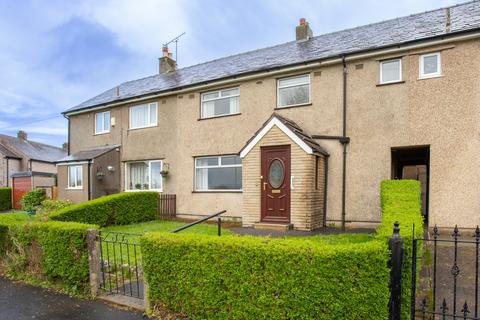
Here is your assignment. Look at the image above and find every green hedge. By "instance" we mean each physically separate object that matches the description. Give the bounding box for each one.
[0,187,11,211]
[141,233,390,319]
[376,180,424,320]
[50,192,158,227]
[0,216,95,294]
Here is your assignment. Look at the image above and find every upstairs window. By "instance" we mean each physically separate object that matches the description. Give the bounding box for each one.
[68,165,83,189]
[277,74,310,108]
[126,160,163,191]
[419,52,441,79]
[201,88,240,119]
[129,102,158,129]
[380,59,402,84]
[195,155,242,191]
[95,111,110,134]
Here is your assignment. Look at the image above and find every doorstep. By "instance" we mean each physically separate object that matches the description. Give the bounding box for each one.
[253,222,293,232]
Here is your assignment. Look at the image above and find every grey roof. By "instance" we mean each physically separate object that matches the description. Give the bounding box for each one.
[0,143,21,159]
[57,144,120,163]
[65,1,480,115]
[240,113,329,156]
[0,134,66,162]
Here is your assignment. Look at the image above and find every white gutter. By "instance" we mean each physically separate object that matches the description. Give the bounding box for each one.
[65,31,480,116]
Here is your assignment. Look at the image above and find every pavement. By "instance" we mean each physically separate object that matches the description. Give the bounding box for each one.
[0,277,150,320]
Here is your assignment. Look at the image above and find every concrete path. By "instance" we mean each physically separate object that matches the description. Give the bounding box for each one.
[0,277,150,320]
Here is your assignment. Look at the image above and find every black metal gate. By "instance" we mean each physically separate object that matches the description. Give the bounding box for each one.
[98,231,144,299]
[411,226,480,319]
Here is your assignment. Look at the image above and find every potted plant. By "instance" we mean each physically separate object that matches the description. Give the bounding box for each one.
[96,171,106,180]
[160,169,169,177]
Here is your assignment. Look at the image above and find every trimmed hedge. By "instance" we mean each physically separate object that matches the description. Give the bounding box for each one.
[0,187,11,211]
[141,233,390,319]
[50,192,158,227]
[0,216,95,294]
[376,180,424,320]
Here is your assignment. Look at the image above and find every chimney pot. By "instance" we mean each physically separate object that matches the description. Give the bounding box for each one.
[62,142,68,150]
[17,130,27,141]
[296,18,313,41]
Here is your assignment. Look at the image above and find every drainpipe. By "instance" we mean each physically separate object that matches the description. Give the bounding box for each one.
[87,161,91,200]
[340,56,349,231]
[63,114,71,155]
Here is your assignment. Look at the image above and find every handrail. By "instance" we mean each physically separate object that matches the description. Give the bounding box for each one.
[171,210,226,236]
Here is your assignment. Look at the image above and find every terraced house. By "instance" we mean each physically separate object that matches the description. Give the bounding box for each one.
[57,2,480,230]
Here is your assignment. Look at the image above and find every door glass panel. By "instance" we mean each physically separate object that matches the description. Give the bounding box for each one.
[268,159,284,188]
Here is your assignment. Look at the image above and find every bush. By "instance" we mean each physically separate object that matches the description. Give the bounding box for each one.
[0,187,11,211]
[36,199,72,221]
[141,233,390,320]
[20,188,46,212]
[0,216,95,294]
[376,180,424,320]
[50,192,158,227]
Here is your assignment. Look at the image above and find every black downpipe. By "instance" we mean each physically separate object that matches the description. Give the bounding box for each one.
[341,56,348,231]
[63,114,70,155]
[323,156,329,227]
[87,162,91,200]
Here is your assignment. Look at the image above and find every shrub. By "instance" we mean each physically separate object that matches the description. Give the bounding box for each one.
[36,199,72,221]
[50,192,158,227]
[0,187,12,211]
[20,188,46,212]
[0,216,95,295]
[141,233,390,320]
[376,179,424,320]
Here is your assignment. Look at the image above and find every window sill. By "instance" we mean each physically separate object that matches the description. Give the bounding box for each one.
[128,124,158,131]
[275,103,312,110]
[418,74,443,80]
[192,190,243,194]
[66,187,83,190]
[125,189,163,193]
[94,131,110,136]
[376,81,405,87]
[198,113,241,121]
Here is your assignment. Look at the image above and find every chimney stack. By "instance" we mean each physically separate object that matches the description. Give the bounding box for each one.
[159,46,176,74]
[296,18,313,41]
[17,130,27,141]
[62,142,68,151]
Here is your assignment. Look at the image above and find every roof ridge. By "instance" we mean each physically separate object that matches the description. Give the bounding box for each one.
[0,133,63,150]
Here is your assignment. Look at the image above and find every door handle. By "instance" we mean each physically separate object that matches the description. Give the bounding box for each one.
[263,182,268,191]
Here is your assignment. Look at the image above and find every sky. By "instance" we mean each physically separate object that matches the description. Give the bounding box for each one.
[0,0,463,147]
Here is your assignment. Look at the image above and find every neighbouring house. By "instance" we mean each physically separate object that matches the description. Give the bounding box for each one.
[0,131,67,208]
[58,2,480,230]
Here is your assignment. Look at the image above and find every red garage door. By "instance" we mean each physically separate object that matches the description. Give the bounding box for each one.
[12,177,32,209]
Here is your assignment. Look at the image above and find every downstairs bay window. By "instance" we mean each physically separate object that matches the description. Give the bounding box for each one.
[195,155,242,191]
[125,160,163,191]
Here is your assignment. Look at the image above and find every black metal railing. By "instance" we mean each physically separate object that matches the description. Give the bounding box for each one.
[171,210,226,236]
[99,231,143,299]
[411,225,480,320]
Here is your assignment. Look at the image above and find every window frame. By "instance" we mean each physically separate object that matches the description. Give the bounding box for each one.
[419,52,442,79]
[129,102,158,130]
[194,155,242,192]
[94,111,110,134]
[67,165,83,189]
[200,87,240,119]
[276,74,311,108]
[124,159,163,192]
[379,58,403,84]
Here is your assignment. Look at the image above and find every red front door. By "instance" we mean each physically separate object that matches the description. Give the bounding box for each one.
[12,177,32,209]
[261,145,291,223]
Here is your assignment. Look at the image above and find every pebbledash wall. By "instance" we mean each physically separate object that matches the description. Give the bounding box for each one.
[65,38,480,229]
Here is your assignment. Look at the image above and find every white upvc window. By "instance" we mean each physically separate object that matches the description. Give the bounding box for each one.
[277,74,311,108]
[125,160,163,191]
[67,165,83,189]
[380,58,402,84]
[201,87,240,119]
[195,155,242,191]
[419,52,441,79]
[95,111,110,134]
[129,102,158,129]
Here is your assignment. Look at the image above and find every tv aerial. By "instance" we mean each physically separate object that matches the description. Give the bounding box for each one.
[163,32,186,64]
